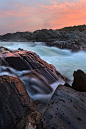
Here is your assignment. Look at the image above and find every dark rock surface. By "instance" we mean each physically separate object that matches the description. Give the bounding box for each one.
[72,70,86,92]
[0,29,86,51]
[0,50,69,83]
[0,46,10,52]
[0,49,70,114]
[45,29,86,52]
[0,75,41,129]
[41,85,86,129]
[0,48,86,129]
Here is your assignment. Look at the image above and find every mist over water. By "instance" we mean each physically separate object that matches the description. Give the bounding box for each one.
[1,42,86,80]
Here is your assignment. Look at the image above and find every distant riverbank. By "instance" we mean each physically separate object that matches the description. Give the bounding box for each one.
[0,26,86,52]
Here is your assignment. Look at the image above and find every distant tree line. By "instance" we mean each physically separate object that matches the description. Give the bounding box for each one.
[58,24,86,32]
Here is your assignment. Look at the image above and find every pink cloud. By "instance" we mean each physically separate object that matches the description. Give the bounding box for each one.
[36,0,86,29]
[0,0,86,34]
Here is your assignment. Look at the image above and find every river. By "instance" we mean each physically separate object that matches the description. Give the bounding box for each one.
[0,41,86,80]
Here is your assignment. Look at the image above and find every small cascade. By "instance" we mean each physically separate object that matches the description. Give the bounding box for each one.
[0,50,71,113]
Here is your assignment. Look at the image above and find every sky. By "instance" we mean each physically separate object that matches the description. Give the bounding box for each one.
[0,0,86,35]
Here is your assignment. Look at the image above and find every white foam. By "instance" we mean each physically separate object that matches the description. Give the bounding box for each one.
[0,41,86,80]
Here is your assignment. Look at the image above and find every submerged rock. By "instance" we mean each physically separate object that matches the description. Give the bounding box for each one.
[0,46,10,52]
[0,75,41,129]
[72,70,86,92]
[41,85,86,129]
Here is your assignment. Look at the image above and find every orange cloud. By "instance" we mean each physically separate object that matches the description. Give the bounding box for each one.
[0,0,86,34]
[37,0,86,12]
[36,0,86,29]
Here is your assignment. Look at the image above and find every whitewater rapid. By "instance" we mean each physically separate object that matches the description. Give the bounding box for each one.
[0,41,86,80]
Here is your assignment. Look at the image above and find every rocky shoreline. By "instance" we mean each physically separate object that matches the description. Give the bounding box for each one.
[0,47,86,129]
[0,28,86,52]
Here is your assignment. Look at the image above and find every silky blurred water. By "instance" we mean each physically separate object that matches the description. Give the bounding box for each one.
[0,42,86,80]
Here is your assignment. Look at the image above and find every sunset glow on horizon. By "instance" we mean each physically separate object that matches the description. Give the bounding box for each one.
[0,0,86,35]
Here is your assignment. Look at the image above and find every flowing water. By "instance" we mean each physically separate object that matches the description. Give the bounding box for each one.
[0,41,86,80]
[0,41,86,113]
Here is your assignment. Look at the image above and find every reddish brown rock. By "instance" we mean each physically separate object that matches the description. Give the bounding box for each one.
[72,70,86,92]
[0,75,41,129]
[0,50,71,114]
[0,50,70,84]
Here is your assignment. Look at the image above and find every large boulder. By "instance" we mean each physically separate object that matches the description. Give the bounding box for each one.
[0,75,41,129]
[72,70,86,92]
[0,50,70,114]
[41,85,86,129]
[0,50,70,83]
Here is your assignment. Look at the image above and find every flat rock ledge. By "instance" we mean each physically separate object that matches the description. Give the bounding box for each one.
[41,85,86,129]
[0,75,41,129]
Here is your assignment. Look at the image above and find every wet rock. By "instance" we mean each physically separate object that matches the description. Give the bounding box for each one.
[0,50,70,114]
[64,82,71,88]
[0,50,70,84]
[0,46,10,52]
[0,75,41,129]
[72,70,86,92]
[18,48,24,51]
[41,85,86,129]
